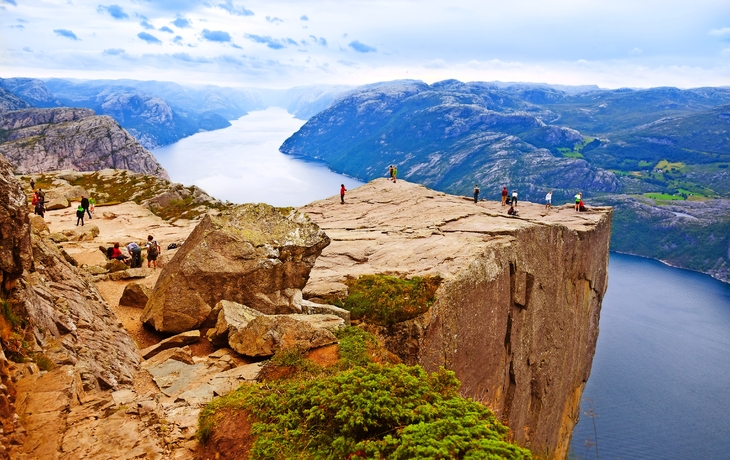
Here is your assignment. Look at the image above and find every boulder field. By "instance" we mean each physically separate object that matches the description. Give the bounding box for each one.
[300,178,612,458]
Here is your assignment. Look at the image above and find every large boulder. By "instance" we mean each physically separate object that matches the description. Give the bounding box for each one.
[119,283,151,308]
[140,204,330,333]
[228,313,345,357]
[43,189,70,210]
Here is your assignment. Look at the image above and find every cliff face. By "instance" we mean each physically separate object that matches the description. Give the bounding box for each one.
[300,179,611,458]
[0,154,142,457]
[0,108,168,179]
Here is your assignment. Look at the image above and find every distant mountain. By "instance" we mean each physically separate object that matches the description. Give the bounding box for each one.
[30,78,350,149]
[280,80,620,201]
[280,79,730,282]
[43,79,235,149]
[0,77,59,107]
[0,88,31,112]
[0,107,167,178]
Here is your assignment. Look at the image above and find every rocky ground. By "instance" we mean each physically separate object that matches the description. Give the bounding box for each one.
[3,174,611,459]
[9,196,238,459]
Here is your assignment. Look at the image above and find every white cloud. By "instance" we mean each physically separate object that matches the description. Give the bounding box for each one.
[2,0,730,88]
[424,59,446,68]
[708,27,730,38]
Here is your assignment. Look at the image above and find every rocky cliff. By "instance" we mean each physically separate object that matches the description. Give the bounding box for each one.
[300,179,612,458]
[0,108,168,179]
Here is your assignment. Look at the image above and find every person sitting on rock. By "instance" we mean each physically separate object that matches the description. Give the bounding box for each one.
[110,243,129,264]
[579,198,587,212]
[507,205,518,216]
[126,242,143,268]
[76,204,85,226]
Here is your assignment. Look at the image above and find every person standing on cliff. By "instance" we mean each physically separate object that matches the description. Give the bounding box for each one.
[575,192,582,211]
[30,178,35,190]
[545,190,553,209]
[388,165,394,181]
[80,195,92,219]
[512,190,518,207]
[501,186,508,206]
[340,184,347,204]
[392,165,398,183]
[473,184,480,203]
[89,195,96,214]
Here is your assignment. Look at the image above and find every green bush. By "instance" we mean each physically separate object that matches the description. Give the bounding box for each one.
[198,363,531,460]
[335,327,379,369]
[331,274,442,326]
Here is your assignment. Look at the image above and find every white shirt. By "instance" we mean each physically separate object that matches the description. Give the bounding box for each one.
[546,192,552,201]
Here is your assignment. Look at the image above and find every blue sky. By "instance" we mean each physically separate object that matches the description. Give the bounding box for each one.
[1,0,729,88]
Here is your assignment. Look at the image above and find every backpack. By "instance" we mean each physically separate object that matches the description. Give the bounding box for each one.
[106,247,114,259]
[148,241,159,258]
[167,243,178,250]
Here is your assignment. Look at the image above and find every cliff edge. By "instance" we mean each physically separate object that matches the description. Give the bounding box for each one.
[300,179,612,458]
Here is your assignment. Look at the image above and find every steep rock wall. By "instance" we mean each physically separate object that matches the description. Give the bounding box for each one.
[0,108,168,179]
[0,154,143,457]
[300,179,611,458]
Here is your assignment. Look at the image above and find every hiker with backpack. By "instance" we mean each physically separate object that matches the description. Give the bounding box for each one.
[145,235,161,269]
[81,195,92,219]
[34,200,45,218]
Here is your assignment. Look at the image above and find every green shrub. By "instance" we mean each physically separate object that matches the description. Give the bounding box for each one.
[335,327,379,369]
[331,274,442,326]
[198,363,531,460]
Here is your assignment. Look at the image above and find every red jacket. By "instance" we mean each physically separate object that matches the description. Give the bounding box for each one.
[502,188,508,197]
[111,247,123,258]
[340,186,347,195]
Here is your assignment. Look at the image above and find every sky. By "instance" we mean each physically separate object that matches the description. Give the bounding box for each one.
[1,0,729,89]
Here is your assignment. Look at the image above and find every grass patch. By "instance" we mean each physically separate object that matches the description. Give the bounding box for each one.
[655,160,686,171]
[198,363,531,459]
[643,193,685,201]
[328,274,442,326]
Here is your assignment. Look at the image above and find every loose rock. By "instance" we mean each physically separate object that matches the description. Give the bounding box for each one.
[118,283,151,308]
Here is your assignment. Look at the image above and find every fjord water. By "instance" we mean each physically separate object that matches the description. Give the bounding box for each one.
[153,107,363,207]
[571,253,730,459]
